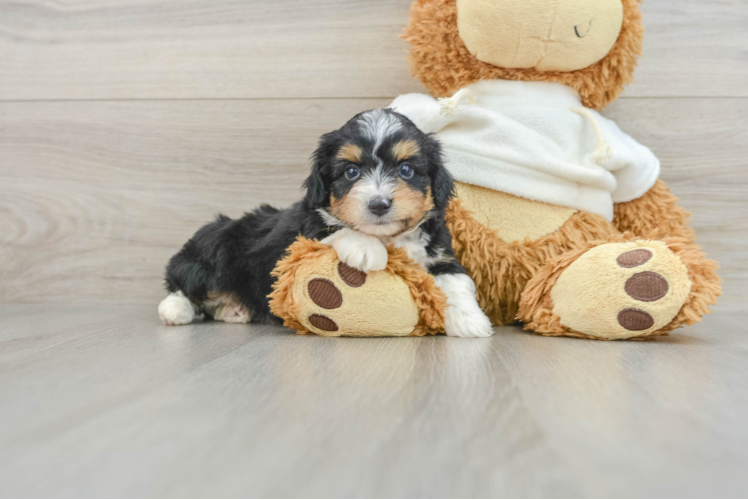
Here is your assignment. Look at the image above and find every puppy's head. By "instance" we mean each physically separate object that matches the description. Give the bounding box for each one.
[304,109,453,237]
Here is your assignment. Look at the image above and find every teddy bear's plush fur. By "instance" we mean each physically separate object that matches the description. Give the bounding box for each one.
[447,183,721,339]
[271,0,721,339]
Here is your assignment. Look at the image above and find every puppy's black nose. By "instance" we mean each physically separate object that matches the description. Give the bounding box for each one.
[368,196,392,216]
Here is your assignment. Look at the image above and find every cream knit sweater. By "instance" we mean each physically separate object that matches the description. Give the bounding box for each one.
[390,80,660,221]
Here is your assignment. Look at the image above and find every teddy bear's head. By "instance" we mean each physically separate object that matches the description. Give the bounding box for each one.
[403,0,644,109]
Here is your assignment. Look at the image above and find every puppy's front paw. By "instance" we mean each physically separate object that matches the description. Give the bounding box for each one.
[434,274,494,338]
[322,229,388,272]
[444,303,493,338]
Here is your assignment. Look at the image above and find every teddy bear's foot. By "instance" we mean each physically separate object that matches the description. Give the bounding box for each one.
[269,238,447,337]
[519,238,721,340]
[301,260,421,337]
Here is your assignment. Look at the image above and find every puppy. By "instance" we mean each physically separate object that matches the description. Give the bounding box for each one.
[159,109,493,337]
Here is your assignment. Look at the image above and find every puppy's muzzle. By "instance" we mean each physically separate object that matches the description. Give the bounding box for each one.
[368,195,392,217]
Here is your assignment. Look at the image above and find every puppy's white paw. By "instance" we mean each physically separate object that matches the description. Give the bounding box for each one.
[322,229,388,272]
[434,273,494,338]
[158,291,195,326]
[444,302,493,338]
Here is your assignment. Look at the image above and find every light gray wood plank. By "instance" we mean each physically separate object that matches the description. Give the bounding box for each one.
[0,0,746,101]
[0,304,746,497]
[0,0,425,101]
[637,0,748,97]
[1,97,745,311]
[0,98,388,305]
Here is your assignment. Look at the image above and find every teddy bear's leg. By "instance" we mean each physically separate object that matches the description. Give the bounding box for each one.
[518,237,721,340]
[445,190,620,327]
[613,180,697,243]
[269,238,446,337]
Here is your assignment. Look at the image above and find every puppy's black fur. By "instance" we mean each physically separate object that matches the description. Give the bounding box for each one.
[164,109,465,324]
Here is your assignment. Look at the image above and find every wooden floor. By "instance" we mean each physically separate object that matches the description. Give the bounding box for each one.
[1,0,747,497]
[0,305,746,497]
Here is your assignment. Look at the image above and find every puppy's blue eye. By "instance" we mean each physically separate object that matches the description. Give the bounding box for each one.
[399,163,414,180]
[345,166,360,181]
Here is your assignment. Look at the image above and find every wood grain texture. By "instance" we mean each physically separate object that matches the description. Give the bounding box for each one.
[1,0,746,101]
[0,0,424,100]
[0,304,746,497]
[0,98,386,305]
[1,98,746,310]
[1,2,745,497]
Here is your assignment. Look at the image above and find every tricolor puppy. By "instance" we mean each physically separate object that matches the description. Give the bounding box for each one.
[159,109,493,338]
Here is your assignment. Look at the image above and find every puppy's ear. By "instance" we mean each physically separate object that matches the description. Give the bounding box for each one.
[426,135,455,210]
[303,132,338,209]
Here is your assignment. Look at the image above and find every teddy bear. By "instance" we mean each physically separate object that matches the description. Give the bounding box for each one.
[270,0,721,340]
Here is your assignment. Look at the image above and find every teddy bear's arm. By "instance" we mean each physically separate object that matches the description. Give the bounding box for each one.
[613,179,696,243]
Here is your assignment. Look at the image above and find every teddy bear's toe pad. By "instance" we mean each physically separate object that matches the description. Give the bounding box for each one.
[550,241,692,339]
[308,314,339,332]
[625,271,669,302]
[617,308,654,331]
[617,249,653,268]
[338,262,367,287]
[308,278,343,309]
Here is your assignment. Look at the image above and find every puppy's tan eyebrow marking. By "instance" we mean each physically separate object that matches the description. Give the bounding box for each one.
[337,143,363,163]
[392,140,420,161]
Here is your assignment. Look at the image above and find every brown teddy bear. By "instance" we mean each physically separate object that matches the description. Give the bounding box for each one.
[270,0,721,340]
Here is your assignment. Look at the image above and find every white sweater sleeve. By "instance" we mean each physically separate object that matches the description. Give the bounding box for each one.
[594,112,661,203]
[389,93,454,134]
[391,91,661,208]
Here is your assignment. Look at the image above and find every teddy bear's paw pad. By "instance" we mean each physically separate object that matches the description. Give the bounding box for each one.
[293,252,419,337]
[308,278,343,309]
[337,262,366,287]
[550,241,692,339]
[617,308,654,331]
[624,271,669,302]
[616,248,653,268]
[308,314,339,332]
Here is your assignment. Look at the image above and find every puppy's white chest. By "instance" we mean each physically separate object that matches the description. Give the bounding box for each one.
[386,229,439,270]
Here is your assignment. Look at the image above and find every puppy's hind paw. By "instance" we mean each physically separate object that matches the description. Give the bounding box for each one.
[158,291,195,326]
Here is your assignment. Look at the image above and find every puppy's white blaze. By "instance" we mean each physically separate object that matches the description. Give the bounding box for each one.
[392,228,439,270]
[358,109,402,154]
[434,274,493,338]
[358,165,396,200]
[344,165,399,234]
[158,291,195,326]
